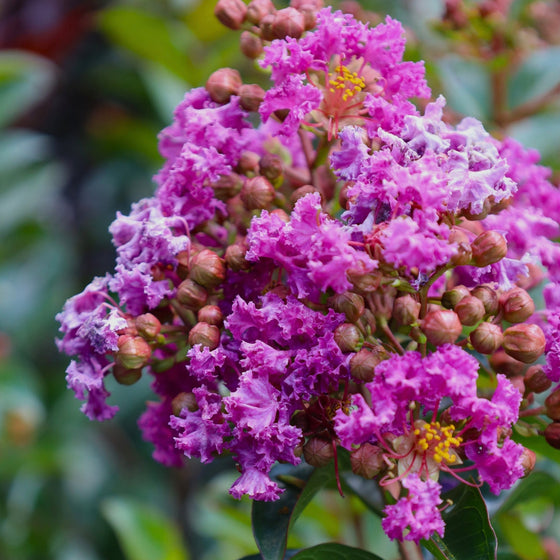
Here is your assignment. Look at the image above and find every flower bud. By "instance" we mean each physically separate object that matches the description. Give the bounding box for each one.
[116,335,151,370]
[462,198,491,221]
[211,173,243,200]
[517,263,545,291]
[172,392,198,416]
[470,322,503,354]
[198,305,224,326]
[441,285,470,310]
[489,349,526,377]
[239,84,266,112]
[471,230,507,267]
[135,313,161,339]
[329,292,365,323]
[259,152,284,184]
[206,68,242,104]
[214,0,247,29]
[240,31,264,59]
[350,443,384,479]
[421,309,462,346]
[259,13,276,41]
[501,287,535,324]
[237,151,260,175]
[544,422,560,449]
[350,346,386,382]
[176,250,190,279]
[334,323,363,353]
[471,285,499,316]
[519,447,537,477]
[240,176,275,210]
[455,295,486,326]
[246,0,276,24]
[177,279,208,310]
[290,185,319,205]
[303,437,334,467]
[392,295,420,326]
[448,228,472,266]
[502,323,546,364]
[190,249,226,288]
[271,7,305,39]
[524,365,552,394]
[113,364,142,385]
[188,322,220,350]
[225,243,251,271]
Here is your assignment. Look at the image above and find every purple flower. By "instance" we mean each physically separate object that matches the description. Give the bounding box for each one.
[544,311,560,382]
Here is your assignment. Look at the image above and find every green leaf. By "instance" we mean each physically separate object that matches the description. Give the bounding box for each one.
[497,513,546,560]
[497,471,560,513]
[290,543,384,559]
[424,484,497,560]
[238,552,300,560]
[101,497,189,560]
[436,56,491,120]
[508,46,560,109]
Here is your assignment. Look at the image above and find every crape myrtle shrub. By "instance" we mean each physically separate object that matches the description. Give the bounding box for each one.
[57,0,560,554]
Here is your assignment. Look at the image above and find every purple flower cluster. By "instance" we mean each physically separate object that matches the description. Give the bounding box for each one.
[56,0,560,546]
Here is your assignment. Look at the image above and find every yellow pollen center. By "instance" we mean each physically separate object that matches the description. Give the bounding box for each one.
[413,421,462,464]
[328,65,365,102]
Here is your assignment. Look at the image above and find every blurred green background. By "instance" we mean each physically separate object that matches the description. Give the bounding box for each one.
[1,0,560,559]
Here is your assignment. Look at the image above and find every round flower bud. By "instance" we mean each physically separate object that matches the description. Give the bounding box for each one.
[239,84,266,112]
[198,305,224,326]
[489,349,526,377]
[290,185,319,205]
[392,295,420,326]
[172,392,198,416]
[501,287,535,324]
[246,0,275,24]
[259,13,276,41]
[190,249,226,288]
[524,365,552,394]
[271,7,305,39]
[544,422,560,449]
[471,285,499,316]
[259,152,284,184]
[502,323,546,364]
[328,292,365,323]
[214,0,247,29]
[225,243,251,271]
[455,295,486,326]
[303,437,334,467]
[350,443,384,479]
[462,198,491,221]
[471,230,507,267]
[176,249,190,280]
[240,176,275,210]
[240,31,264,59]
[177,279,208,310]
[350,346,386,382]
[211,173,243,200]
[113,364,142,386]
[545,388,560,421]
[448,228,472,266]
[188,322,220,350]
[421,309,462,346]
[116,335,151,370]
[135,313,161,339]
[519,447,537,477]
[470,322,503,354]
[237,151,260,175]
[205,68,242,104]
[441,285,470,310]
[334,323,363,353]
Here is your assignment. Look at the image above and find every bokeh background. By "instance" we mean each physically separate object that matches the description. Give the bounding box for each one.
[1,1,560,559]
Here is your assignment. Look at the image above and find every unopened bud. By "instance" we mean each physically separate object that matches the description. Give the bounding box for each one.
[290,0,323,29]
[462,198,491,221]
[214,0,247,29]
[544,422,560,449]
[190,249,226,288]
[240,176,275,210]
[392,295,420,326]
[188,322,220,350]
[501,287,535,324]
[303,437,334,467]
[246,0,276,24]
[172,392,198,415]
[350,443,384,479]
[291,185,319,205]
[206,68,242,104]
[259,153,284,185]
[348,270,381,293]
[350,347,386,382]
[524,365,552,394]
[334,323,363,353]
[470,322,503,354]
[448,228,472,266]
[135,313,161,339]
[471,230,507,267]
[441,285,470,310]
[240,31,264,59]
[198,305,224,326]
[237,84,265,112]
[113,364,142,385]
[489,349,526,377]
[116,335,151,370]
[471,285,499,316]
[212,173,243,200]
[225,243,251,271]
[455,295,485,326]
[329,292,365,323]
[259,13,276,41]
[271,7,305,39]
[421,309,462,346]
[502,323,546,364]
[520,447,537,477]
[176,250,190,279]
[237,151,260,175]
[177,279,208,310]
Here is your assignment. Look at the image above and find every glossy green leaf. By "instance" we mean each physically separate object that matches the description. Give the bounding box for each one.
[239,551,299,560]
[508,46,560,109]
[101,497,189,560]
[497,471,560,513]
[291,543,384,560]
[424,484,497,560]
[497,513,546,560]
